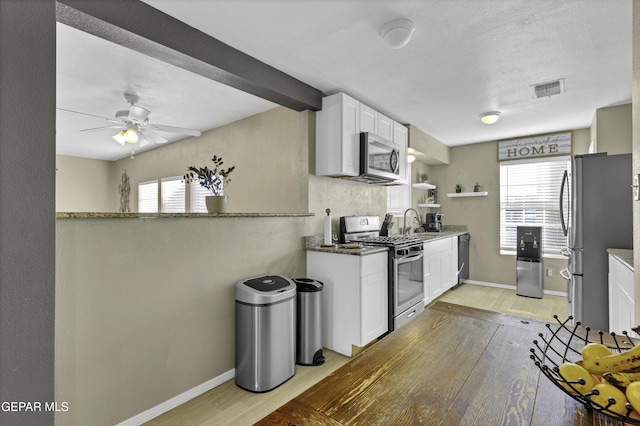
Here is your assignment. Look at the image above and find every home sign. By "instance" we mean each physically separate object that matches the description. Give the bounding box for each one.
[498,131,571,161]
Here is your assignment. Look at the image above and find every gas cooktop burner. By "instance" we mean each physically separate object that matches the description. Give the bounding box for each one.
[351,235,422,247]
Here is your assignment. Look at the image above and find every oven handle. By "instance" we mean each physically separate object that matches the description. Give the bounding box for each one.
[396,253,424,264]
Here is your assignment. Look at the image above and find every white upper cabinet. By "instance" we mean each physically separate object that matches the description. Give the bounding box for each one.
[360,103,393,141]
[359,103,377,135]
[316,92,407,184]
[377,112,393,141]
[316,92,360,177]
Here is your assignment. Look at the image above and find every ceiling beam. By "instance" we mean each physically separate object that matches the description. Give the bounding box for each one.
[55,0,322,112]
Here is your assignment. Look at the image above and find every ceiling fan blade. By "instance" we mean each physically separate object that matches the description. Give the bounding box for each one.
[79,125,125,132]
[138,128,168,144]
[128,105,151,122]
[146,124,201,137]
[137,135,151,147]
[57,107,116,122]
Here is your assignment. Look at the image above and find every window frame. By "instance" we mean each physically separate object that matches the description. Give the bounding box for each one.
[499,155,570,259]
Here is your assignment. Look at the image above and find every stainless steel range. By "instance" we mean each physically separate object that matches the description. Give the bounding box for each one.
[340,216,425,332]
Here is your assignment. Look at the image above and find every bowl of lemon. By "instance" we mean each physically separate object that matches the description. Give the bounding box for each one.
[531,316,640,424]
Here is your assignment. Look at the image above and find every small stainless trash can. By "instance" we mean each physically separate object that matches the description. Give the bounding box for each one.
[293,278,325,366]
[235,275,296,392]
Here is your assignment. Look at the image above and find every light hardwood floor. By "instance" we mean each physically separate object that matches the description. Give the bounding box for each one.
[144,284,567,425]
[436,283,568,323]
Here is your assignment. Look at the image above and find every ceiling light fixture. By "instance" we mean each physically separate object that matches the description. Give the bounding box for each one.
[408,154,416,163]
[112,128,139,145]
[380,19,414,49]
[479,111,501,125]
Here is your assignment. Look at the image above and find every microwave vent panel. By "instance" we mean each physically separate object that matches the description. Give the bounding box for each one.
[531,79,564,99]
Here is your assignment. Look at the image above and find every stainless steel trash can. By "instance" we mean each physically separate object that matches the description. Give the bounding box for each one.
[235,275,296,392]
[294,278,325,366]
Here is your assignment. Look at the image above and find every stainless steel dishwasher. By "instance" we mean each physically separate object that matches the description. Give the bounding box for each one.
[453,233,470,288]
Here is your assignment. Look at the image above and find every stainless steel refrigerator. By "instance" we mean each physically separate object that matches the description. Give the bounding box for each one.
[560,153,632,331]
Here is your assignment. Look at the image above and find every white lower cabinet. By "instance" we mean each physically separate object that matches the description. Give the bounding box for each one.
[423,237,459,305]
[307,251,388,357]
[608,254,635,337]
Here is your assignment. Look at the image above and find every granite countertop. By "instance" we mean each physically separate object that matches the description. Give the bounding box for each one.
[412,225,468,242]
[304,225,468,256]
[305,244,389,256]
[304,234,388,256]
[608,248,634,271]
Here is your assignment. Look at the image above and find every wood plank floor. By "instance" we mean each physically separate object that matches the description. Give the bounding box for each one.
[144,284,567,425]
[437,283,568,323]
[257,302,618,426]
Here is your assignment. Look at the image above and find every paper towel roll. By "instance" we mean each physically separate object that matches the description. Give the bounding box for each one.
[324,209,332,245]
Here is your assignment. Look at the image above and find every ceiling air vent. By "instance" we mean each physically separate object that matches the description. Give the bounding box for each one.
[531,79,564,99]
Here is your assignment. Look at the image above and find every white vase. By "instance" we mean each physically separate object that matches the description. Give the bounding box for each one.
[205,195,228,213]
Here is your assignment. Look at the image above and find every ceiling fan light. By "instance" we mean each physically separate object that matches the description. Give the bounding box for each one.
[124,128,138,143]
[480,111,500,125]
[380,19,414,49]
[112,130,126,145]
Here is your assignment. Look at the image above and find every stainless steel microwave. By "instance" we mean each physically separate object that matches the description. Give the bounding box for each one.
[350,132,399,184]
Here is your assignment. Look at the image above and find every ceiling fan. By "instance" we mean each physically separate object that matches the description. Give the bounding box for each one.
[57,93,202,147]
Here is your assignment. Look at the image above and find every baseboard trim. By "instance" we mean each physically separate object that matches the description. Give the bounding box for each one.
[461,280,567,297]
[115,369,236,426]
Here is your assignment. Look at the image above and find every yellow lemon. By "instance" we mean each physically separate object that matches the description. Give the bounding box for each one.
[581,342,613,360]
[558,362,594,395]
[626,381,640,413]
[590,382,628,415]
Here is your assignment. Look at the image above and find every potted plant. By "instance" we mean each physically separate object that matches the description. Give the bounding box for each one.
[418,173,429,183]
[183,155,235,213]
[455,184,462,193]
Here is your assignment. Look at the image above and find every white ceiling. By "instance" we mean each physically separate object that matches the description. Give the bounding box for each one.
[56,0,632,161]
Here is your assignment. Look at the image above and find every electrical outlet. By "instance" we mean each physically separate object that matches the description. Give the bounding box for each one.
[546,268,553,277]
[634,174,640,201]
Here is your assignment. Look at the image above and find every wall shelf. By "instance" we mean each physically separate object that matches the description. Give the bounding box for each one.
[418,203,441,208]
[447,192,488,198]
[412,183,436,190]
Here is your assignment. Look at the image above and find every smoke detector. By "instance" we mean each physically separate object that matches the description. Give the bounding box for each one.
[531,79,564,99]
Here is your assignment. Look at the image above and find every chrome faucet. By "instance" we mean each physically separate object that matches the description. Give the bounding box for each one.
[402,208,421,235]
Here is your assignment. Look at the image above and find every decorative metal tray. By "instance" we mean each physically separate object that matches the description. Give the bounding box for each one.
[530,315,640,424]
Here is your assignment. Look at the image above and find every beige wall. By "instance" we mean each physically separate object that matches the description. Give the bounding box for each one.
[592,103,633,154]
[55,215,308,425]
[427,128,592,293]
[56,155,116,212]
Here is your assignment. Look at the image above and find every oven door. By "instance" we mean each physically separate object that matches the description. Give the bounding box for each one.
[393,252,424,317]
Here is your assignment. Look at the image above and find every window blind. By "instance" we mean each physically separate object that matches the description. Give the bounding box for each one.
[190,184,210,213]
[500,156,569,256]
[138,180,159,213]
[161,177,185,213]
